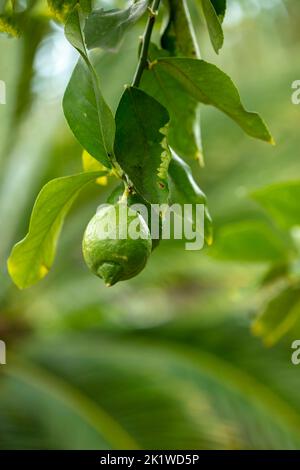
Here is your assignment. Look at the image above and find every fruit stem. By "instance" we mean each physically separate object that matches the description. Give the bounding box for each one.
[132,0,161,88]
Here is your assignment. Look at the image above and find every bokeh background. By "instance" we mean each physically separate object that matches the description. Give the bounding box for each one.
[1,0,300,449]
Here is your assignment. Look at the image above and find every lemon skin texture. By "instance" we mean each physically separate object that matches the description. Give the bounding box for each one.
[82,204,152,286]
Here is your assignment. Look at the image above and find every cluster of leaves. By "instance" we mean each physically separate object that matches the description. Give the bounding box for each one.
[6,0,273,289]
[0,0,35,36]
[210,178,300,347]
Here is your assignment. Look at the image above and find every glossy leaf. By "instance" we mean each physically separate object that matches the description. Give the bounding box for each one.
[153,58,273,143]
[142,45,203,162]
[252,181,300,229]
[84,0,148,51]
[63,7,115,168]
[7,171,106,289]
[210,220,290,262]
[168,150,213,244]
[115,87,170,204]
[252,284,300,346]
[201,0,224,53]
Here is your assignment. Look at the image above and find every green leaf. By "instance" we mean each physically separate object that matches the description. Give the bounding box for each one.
[152,58,274,144]
[168,150,213,245]
[47,0,78,22]
[7,171,106,289]
[252,181,300,229]
[63,7,115,168]
[159,1,204,162]
[201,0,224,53]
[84,0,148,51]
[141,45,203,162]
[252,284,300,346]
[210,220,290,262]
[210,0,226,22]
[114,87,170,204]
[161,0,199,58]
[0,12,22,36]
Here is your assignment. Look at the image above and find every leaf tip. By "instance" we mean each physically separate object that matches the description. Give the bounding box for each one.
[195,150,205,167]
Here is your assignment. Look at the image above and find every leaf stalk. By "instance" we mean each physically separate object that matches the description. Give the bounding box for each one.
[132,0,161,87]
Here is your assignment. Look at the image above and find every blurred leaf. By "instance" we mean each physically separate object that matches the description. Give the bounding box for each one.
[0,0,8,14]
[4,356,139,449]
[168,150,213,245]
[0,0,32,36]
[0,13,22,36]
[253,181,300,229]
[13,16,49,125]
[260,263,289,286]
[7,171,106,289]
[201,0,224,53]
[2,329,300,449]
[47,0,86,22]
[84,0,148,51]
[82,150,109,185]
[211,220,290,262]
[208,0,226,22]
[253,284,300,346]
[161,0,198,58]
[152,58,273,143]
[115,87,170,204]
[63,7,115,168]
[142,45,203,162]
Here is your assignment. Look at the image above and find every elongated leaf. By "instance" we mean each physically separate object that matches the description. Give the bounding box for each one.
[160,0,204,162]
[7,171,106,289]
[153,58,273,143]
[252,181,300,229]
[210,220,290,262]
[253,284,300,346]
[63,7,115,168]
[142,45,203,162]
[209,0,226,22]
[201,0,224,53]
[161,0,198,58]
[168,150,213,244]
[115,87,170,204]
[84,0,148,51]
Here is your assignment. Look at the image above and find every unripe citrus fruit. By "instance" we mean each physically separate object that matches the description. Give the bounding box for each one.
[82,202,152,286]
[107,185,161,250]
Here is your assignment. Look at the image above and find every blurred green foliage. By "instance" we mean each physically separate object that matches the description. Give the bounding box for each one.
[1,0,300,450]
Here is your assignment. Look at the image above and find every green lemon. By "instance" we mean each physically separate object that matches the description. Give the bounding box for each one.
[82,202,152,286]
[107,184,161,250]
